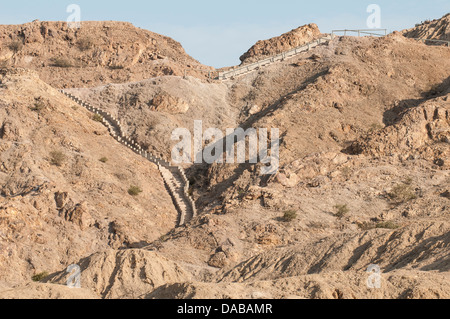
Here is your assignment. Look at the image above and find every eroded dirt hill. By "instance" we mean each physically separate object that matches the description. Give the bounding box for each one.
[0,17,449,299]
[0,68,178,287]
[239,23,322,64]
[0,21,211,88]
[403,13,450,42]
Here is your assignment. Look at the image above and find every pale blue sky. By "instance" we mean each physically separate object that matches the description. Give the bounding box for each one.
[1,0,449,67]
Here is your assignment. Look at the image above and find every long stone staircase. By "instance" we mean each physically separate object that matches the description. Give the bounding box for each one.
[217,29,395,80]
[214,28,448,82]
[218,35,332,80]
[58,29,445,228]
[60,90,196,227]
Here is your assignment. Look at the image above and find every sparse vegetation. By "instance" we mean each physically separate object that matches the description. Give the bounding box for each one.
[159,234,170,242]
[341,166,353,180]
[282,210,297,222]
[376,221,400,230]
[128,185,143,196]
[30,100,46,112]
[92,114,103,122]
[357,221,376,231]
[49,151,67,167]
[99,157,108,163]
[308,221,327,229]
[334,204,349,218]
[8,40,23,53]
[77,37,94,51]
[109,65,125,70]
[238,188,247,197]
[368,123,384,133]
[388,178,417,204]
[358,221,401,230]
[51,57,73,68]
[32,271,49,282]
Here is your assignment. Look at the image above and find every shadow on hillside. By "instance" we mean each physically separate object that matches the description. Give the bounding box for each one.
[380,231,450,273]
[188,69,329,211]
[343,76,450,155]
[383,76,450,126]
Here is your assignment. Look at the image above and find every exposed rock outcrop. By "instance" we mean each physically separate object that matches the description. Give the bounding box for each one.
[239,23,322,64]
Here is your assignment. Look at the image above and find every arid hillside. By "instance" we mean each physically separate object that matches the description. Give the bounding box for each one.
[0,16,449,299]
[403,13,450,42]
[0,21,211,88]
[239,23,322,64]
[0,68,179,287]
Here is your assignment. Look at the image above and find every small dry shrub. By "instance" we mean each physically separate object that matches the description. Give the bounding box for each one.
[389,178,417,204]
[77,37,94,51]
[8,41,23,53]
[32,271,49,282]
[51,57,73,68]
[92,114,103,122]
[334,204,349,218]
[50,151,67,167]
[128,186,143,196]
[283,210,297,222]
[376,221,400,230]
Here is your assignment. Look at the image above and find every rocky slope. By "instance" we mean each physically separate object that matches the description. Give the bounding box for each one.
[0,68,178,286]
[0,21,211,88]
[403,13,450,42]
[239,23,322,64]
[0,17,449,299]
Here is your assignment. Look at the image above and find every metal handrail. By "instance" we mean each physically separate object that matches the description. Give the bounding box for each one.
[218,29,386,80]
[331,29,387,38]
[218,35,332,80]
[210,28,448,82]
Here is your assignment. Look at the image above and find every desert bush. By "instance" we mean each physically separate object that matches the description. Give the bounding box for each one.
[307,221,327,229]
[51,57,73,68]
[128,185,143,196]
[334,204,349,218]
[99,157,108,163]
[368,123,384,133]
[32,271,49,282]
[77,37,94,51]
[50,151,67,167]
[376,221,400,230]
[30,99,46,112]
[357,221,376,231]
[109,65,124,70]
[283,210,297,222]
[92,114,103,122]
[8,41,23,53]
[389,178,417,204]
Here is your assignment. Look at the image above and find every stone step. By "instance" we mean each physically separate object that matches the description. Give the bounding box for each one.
[61,91,197,227]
